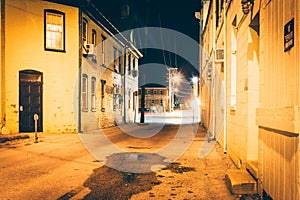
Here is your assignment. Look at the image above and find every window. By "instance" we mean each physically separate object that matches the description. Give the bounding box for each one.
[151,99,155,104]
[153,90,157,95]
[92,29,96,45]
[160,99,163,105]
[91,77,96,112]
[113,47,118,72]
[160,90,163,95]
[118,50,122,74]
[128,54,132,74]
[147,90,151,95]
[101,80,106,112]
[128,89,131,109]
[83,18,88,42]
[45,9,65,51]
[82,74,88,112]
[133,58,136,71]
[101,35,106,64]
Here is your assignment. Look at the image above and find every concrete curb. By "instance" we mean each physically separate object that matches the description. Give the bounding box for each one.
[0,134,30,143]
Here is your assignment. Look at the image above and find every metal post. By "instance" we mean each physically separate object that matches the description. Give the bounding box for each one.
[140,86,145,123]
[34,114,39,143]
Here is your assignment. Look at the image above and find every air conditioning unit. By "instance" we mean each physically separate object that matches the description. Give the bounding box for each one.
[83,44,94,55]
[214,48,224,63]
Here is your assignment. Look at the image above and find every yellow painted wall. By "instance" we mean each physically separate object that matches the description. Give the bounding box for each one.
[0,0,3,129]
[5,0,79,133]
[257,0,300,198]
[225,0,259,167]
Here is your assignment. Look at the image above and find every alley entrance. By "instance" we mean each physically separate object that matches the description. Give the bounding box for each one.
[19,70,43,132]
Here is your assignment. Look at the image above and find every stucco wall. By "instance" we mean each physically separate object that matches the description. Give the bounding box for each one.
[5,0,79,133]
[225,0,259,168]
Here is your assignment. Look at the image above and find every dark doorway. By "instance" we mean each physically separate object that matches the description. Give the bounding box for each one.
[19,70,43,132]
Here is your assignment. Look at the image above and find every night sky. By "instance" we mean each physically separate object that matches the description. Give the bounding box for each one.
[92,0,200,86]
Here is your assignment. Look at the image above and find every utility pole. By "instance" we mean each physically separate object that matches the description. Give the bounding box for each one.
[167,67,178,112]
[140,86,145,123]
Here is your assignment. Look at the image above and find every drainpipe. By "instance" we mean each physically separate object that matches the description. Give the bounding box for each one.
[123,46,127,124]
[210,0,217,140]
[1,0,5,130]
[78,9,82,133]
[223,1,227,153]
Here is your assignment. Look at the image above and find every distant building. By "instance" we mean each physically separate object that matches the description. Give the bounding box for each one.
[138,83,169,113]
[0,0,142,134]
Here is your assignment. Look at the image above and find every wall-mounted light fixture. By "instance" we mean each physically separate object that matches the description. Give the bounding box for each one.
[241,0,254,14]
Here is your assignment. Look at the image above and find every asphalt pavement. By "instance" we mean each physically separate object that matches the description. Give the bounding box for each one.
[0,124,245,200]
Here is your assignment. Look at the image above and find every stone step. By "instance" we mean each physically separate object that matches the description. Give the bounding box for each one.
[246,160,258,180]
[225,170,257,195]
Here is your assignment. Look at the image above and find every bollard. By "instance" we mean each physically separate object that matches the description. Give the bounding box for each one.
[34,114,39,143]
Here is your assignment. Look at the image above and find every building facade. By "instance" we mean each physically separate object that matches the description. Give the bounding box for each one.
[138,83,169,113]
[0,0,141,134]
[199,0,299,198]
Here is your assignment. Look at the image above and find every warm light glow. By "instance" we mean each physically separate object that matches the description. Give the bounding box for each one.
[172,73,182,83]
[192,76,198,83]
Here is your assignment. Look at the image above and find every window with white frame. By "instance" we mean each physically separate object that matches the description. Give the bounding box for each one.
[82,74,88,112]
[91,77,96,112]
[45,10,65,51]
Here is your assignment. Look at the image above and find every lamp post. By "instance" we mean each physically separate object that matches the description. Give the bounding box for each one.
[167,68,177,112]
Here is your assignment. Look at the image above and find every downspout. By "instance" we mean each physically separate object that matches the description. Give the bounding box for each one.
[123,46,127,124]
[78,8,82,133]
[210,0,216,140]
[223,1,227,153]
[0,0,5,129]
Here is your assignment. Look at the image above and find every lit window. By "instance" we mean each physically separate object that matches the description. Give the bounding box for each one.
[82,74,88,112]
[45,10,65,51]
[91,77,96,112]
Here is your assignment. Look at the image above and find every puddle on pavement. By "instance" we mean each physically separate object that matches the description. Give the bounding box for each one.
[80,152,167,199]
[58,153,196,200]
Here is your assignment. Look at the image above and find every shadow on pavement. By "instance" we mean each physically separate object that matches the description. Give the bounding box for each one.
[82,152,168,200]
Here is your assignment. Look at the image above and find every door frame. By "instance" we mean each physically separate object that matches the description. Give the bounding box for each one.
[19,70,43,132]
